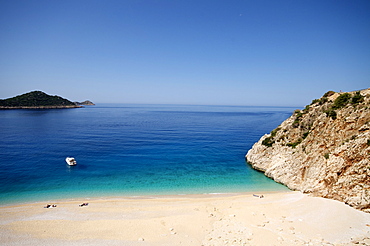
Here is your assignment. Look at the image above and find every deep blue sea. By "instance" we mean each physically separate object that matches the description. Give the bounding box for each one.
[0,104,295,205]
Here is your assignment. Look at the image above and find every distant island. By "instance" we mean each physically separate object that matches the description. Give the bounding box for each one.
[74,100,95,106]
[0,91,94,109]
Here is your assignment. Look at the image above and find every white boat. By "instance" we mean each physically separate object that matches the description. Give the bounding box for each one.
[65,157,77,166]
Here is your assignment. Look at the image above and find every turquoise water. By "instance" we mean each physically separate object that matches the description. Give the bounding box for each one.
[0,104,293,205]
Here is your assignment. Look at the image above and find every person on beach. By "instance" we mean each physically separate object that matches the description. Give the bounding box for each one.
[44,204,57,208]
[253,194,264,198]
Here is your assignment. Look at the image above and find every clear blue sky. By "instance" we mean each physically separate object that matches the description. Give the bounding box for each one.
[1,0,369,106]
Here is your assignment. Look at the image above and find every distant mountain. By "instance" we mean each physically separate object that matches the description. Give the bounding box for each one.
[0,91,82,109]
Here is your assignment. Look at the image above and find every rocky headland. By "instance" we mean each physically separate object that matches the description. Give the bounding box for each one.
[0,91,93,109]
[246,88,370,213]
[74,100,95,106]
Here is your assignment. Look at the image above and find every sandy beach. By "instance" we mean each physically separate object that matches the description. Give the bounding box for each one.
[1,191,369,246]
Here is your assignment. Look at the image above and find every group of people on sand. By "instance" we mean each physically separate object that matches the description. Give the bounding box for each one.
[44,195,262,208]
[43,202,89,208]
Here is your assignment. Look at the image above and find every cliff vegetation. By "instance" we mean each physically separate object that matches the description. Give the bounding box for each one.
[246,88,370,212]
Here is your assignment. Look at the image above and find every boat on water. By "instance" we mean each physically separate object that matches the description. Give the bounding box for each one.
[65,157,77,166]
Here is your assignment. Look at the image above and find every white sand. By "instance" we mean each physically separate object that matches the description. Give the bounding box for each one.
[1,191,369,245]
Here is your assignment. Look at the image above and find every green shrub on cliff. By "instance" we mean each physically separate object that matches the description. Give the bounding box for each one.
[311,99,320,105]
[286,138,302,148]
[270,127,280,137]
[351,91,364,105]
[303,105,310,112]
[323,92,364,120]
[325,108,337,120]
[319,97,329,105]
[292,110,304,128]
[323,91,335,97]
[302,131,310,139]
[333,93,352,109]
[262,136,274,147]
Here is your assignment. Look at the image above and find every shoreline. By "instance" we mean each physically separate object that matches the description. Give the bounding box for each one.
[1,191,369,245]
[0,182,290,207]
[0,190,288,208]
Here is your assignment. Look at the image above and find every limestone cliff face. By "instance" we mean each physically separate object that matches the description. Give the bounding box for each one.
[246,88,370,212]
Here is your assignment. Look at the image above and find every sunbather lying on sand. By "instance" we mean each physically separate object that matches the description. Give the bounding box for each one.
[44,204,57,208]
[253,194,264,198]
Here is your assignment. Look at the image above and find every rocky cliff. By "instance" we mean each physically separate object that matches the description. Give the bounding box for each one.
[246,88,370,212]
